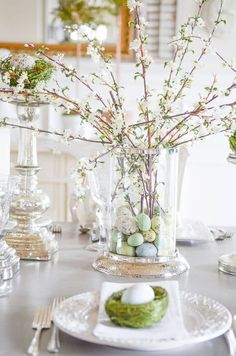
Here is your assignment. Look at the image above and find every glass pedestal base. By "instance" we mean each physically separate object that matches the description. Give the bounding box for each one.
[0,240,20,280]
[0,240,20,296]
[218,253,236,275]
[4,227,58,261]
[92,250,189,278]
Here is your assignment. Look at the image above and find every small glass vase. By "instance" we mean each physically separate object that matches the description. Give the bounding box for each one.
[93,147,189,278]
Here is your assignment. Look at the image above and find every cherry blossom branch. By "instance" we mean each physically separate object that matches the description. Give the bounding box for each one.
[0,119,110,144]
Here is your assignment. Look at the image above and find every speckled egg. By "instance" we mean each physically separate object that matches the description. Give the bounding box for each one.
[127,233,144,247]
[115,215,137,235]
[154,206,160,215]
[136,243,157,257]
[151,215,159,233]
[143,229,156,242]
[116,242,136,257]
[153,235,160,249]
[111,229,123,243]
[137,213,151,232]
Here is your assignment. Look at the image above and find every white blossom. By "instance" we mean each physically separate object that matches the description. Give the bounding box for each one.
[127,0,143,11]
[9,54,36,69]
[130,38,141,51]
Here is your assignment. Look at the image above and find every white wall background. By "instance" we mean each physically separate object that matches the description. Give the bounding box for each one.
[0,0,236,225]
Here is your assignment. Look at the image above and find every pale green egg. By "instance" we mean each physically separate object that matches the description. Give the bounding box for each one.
[143,229,156,242]
[116,242,136,257]
[111,229,123,243]
[154,206,160,215]
[127,233,144,247]
[137,213,151,232]
[153,235,160,249]
[151,215,159,233]
[110,241,117,253]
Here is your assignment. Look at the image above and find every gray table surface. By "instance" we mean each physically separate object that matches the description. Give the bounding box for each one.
[1,223,236,356]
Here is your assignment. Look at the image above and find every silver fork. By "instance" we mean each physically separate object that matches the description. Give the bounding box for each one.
[49,224,62,234]
[28,305,51,356]
[224,315,236,356]
[47,296,65,353]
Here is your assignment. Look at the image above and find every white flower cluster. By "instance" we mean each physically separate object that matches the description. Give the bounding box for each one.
[127,0,143,11]
[9,54,36,70]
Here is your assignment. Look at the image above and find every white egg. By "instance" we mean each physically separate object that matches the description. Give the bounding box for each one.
[121,284,155,305]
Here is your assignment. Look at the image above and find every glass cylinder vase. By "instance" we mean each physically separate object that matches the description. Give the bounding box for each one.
[93,147,189,278]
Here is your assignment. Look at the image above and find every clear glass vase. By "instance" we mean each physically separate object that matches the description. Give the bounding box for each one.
[93,147,189,278]
[0,175,20,296]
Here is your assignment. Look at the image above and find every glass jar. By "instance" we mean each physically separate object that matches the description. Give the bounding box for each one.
[93,147,189,277]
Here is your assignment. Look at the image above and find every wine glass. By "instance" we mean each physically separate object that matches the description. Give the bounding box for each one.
[86,154,111,252]
[0,175,20,296]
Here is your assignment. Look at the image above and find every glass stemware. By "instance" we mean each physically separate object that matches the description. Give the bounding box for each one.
[86,154,111,252]
[0,175,20,296]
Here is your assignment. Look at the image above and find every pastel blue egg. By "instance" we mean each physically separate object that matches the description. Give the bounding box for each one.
[136,243,157,257]
[137,213,151,232]
[127,233,144,247]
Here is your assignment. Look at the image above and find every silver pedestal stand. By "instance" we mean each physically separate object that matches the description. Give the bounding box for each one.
[5,102,58,260]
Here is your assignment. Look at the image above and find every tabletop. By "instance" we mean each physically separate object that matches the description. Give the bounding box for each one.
[1,223,236,356]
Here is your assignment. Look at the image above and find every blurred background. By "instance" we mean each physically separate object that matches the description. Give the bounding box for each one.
[0,0,235,226]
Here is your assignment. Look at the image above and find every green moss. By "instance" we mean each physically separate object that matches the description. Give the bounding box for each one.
[0,57,54,90]
[229,131,236,153]
[105,286,168,328]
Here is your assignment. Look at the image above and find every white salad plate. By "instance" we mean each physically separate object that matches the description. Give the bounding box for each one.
[54,290,231,351]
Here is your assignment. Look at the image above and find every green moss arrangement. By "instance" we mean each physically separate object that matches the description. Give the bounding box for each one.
[105,286,168,328]
[229,130,236,153]
[0,54,55,90]
[53,0,127,26]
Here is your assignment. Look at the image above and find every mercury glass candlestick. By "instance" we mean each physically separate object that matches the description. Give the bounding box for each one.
[5,102,58,260]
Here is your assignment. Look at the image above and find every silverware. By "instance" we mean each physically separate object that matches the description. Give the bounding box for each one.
[27,305,51,356]
[47,296,65,353]
[224,315,236,356]
[49,224,62,234]
[211,228,234,241]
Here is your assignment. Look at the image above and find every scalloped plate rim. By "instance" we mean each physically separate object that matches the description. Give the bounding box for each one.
[53,290,232,351]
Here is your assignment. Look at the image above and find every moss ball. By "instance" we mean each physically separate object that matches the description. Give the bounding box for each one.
[105,286,169,328]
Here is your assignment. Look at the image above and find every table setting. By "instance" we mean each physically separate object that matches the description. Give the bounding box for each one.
[1,0,236,355]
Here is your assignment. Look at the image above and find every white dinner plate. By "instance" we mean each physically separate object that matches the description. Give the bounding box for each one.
[54,290,231,351]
